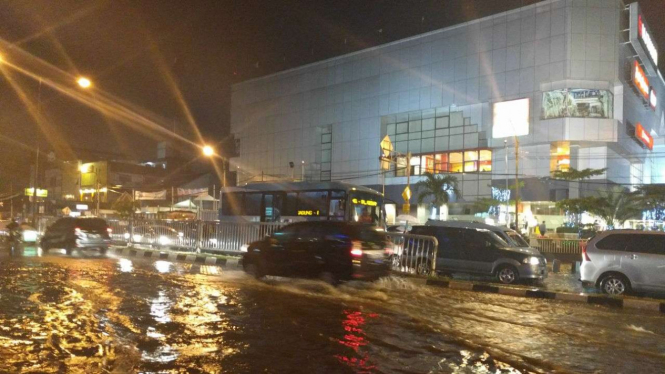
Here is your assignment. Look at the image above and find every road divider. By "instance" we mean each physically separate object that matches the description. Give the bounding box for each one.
[110,246,241,268]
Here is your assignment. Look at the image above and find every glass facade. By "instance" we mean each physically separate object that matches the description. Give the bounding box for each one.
[393,149,492,176]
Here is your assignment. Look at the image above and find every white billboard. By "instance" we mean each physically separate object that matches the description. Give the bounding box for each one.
[492,98,530,138]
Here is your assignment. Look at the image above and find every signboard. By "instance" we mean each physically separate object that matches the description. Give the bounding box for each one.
[351,198,378,207]
[401,186,411,203]
[134,190,167,201]
[629,3,659,76]
[633,60,650,102]
[297,210,320,216]
[541,89,613,119]
[635,123,653,150]
[177,187,207,196]
[492,98,530,138]
[650,88,657,110]
[24,188,47,197]
[76,204,89,211]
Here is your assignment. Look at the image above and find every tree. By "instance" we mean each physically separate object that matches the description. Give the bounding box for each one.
[555,197,597,226]
[473,197,503,214]
[552,167,607,181]
[586,188,641,229]
[415,172,461,218]
[112,199,139,220]
[634,184,665,220]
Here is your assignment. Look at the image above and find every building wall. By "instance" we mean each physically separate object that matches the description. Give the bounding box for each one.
[230,0,662,204]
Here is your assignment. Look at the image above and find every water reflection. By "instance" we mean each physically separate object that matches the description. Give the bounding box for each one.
[154,260,172,273]
[335,310,377,371]
[118,258,133,273]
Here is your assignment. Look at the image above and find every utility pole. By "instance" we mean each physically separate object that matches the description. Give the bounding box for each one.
[96,178,101,216]
[301,161,305,181]
[171,186,174,211]
[32,145,39,225]
[10,183,13,219]
[514,136,520,232]
[504,139,509,225]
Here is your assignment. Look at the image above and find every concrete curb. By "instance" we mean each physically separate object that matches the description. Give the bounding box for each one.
[408,277,665,314]
[110,247,241,268]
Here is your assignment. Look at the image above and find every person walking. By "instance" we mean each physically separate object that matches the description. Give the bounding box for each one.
[539,220,547,237]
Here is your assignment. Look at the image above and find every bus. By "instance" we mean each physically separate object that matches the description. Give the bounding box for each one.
[219,181,385,226]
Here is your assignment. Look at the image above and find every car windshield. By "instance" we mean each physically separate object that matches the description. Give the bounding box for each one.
[506,231,529,247]
[480,230,510,248]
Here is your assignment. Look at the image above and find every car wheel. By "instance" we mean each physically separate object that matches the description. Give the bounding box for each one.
[496,265,519,284]
[599,273,630,295]
[416,261,432,276]
[244,263,263,279]
[319,271,339,285]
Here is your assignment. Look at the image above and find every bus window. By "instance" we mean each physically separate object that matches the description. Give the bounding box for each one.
[329,190,346,221]
[244,193,262,216]
[263,193,283,222]
[283,192,298,216]
[221,192,244,216]
[298,191,328,217]
[349,192,382,225]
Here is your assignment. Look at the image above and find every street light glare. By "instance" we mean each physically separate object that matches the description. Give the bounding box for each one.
[77,77,92,88]
[202,145,215,157]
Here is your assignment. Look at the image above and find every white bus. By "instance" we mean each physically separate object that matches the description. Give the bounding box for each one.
[219,181,385,226]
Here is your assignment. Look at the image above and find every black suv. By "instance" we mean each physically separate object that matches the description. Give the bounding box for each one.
[409,225,547,284]
[242,221,391,284]
[41,218,112,254]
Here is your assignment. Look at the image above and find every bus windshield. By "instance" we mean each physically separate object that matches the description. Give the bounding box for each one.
[349,191,383,225]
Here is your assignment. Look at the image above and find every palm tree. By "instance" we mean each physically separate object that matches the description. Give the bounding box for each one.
[586,188,641,229]
[414,172,461,218]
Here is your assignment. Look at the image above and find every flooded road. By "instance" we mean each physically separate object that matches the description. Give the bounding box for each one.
[1,246,664,373]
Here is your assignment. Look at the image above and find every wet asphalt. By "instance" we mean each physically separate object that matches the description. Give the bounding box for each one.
[1,244,665,373]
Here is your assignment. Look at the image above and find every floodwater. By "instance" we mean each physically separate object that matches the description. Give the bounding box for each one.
[1,245,664,373]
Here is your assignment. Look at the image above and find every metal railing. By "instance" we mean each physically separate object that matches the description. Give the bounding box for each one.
[387,233,439,275]
[530,237,587,254]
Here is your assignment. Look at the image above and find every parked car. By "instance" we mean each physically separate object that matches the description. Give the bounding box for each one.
[580,230,665,295]
[409,225,547,284]
[241,221,391,284]
[426,219,530,247]
[41,217,111,254]
[129,224,183,248]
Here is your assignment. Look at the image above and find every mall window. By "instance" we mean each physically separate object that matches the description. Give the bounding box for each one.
[541,89,613,119]
[391,149,492,176]
[550,142,570,172]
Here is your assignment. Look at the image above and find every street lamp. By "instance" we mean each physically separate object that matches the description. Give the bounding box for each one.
[202,145,215,157]
[77,77,92,89]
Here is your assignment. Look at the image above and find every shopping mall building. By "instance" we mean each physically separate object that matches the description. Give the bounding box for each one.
[230,0,665,225]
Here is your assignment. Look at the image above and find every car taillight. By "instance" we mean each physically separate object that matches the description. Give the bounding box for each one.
[384,246,394,256]
[351,241,363,257]
[582,243,591,262]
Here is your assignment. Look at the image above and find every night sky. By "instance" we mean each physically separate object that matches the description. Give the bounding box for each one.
[1,0,664,185]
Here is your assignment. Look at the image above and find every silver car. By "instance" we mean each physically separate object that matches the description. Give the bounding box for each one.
[580,230,665,295]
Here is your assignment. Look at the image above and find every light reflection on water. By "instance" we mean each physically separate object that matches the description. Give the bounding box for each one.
[118,258,133,273]
[154,260,172,273]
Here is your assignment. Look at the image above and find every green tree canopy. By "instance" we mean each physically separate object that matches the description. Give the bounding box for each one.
[552,167,607,181]
[415,172,460,216]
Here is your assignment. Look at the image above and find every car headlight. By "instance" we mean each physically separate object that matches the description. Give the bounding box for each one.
[124,232,131,240]
[523,256,540,265]
[158,236,171,245]
[133,234,143,242]
[240,244,249,252]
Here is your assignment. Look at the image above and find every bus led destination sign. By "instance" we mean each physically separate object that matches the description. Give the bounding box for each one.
[297,210,320,216]
[351,198,377,206]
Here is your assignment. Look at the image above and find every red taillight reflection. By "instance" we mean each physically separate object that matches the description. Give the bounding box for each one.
[351,248,363,257]
[582,243,591,262]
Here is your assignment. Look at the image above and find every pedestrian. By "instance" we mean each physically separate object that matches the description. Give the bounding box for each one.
[539,220,547,236]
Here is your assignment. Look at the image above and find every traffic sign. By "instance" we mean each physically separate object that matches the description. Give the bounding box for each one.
[401,185,411,202]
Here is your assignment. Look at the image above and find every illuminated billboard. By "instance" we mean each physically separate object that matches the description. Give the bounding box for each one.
[492,98,530,138]
[633,61,650,102]
[635,123,653,150]
[629,3,659,76]
[541,89,613,119]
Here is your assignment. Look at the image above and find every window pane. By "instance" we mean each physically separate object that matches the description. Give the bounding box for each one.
[422,118,435,131]
[321,149,331,162]
[298,191,328,216]
[464,151,478,161]
[283,192,298,216]
[409,120,422,133]
[435,154,448,173]
[479,160,492,172]
[387,124,396,135]
[422,155,435,174]
[396,122,408,134]
[450,112,463,127]
[396,156,407,176]
[464,161,478,172]
[435,116,449,128]
[596,235,631,251]
[321,133,332,143]
[410,156,420,166]
[450,163,463,173]
[449,152,463,163]
[244,193,262,216]
[480,150,492,161]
